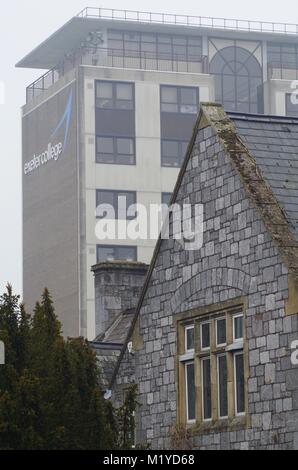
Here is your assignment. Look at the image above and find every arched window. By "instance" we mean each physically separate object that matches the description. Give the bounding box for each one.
[210,46,263,113]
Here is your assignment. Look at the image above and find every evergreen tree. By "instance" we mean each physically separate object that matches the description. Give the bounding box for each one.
[0,286,120,450]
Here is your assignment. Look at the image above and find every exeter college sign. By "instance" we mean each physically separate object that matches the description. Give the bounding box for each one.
[24,90,73,176]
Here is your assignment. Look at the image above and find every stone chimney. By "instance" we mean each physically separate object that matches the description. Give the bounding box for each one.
[91,261,148,338]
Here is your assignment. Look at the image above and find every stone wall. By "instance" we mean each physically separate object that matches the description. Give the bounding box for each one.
[116,124,298,450]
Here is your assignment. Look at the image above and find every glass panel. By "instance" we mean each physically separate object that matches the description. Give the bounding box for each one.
[186,363,196,422]
[235,353,245,415]
[118,246,137,261]
[117,138,134,155]
[217,318,226,346]
[161,86,178,104]
[286,93,298,117]
[96,82,114,108]
[97,82,113,98]
[97,137,114,154]
[96,191,116,219]
[116,83,133,100]
[97,246,116,262]
[202,359,212,420]
[118,191,136,220]
[162,193,172,206]
[234,315,243,341]
[201,322,210,350]
[218,355,228,418]
[161,140,181,167]
[180,88,198,114]
[186,326,195,351]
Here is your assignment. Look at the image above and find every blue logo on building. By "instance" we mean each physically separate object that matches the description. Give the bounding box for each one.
[24,89,73,175]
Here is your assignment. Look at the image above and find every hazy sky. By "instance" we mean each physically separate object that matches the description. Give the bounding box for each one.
[0,0,297,298]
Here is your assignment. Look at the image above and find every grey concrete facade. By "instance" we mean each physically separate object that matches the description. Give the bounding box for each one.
[22,79,80,337]
[19,9,298,341]
[114,107,298,450]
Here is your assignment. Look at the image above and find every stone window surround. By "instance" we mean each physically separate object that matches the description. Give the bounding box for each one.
[176,297,250,433]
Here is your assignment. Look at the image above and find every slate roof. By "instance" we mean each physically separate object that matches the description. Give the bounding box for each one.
[230,113,298,238]
[91,309,135,389]
[109,104,298,389]
[95,309,135,344]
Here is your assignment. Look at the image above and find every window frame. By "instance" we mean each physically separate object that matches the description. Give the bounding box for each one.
[95,80,135,110]
[234,351,245,417]
[162,192,172,206]
[160,85,199,115]
[107,29,203,63]
[185,325,195,353]
[216,317,227,348]
[161,138,189,168]
[96,189,137,220]
[285,92,298,117]
[217,353,228,420]
[233,313,244,343]
[201,357,212,422]
[178,302,247,427]
[96,245,137,263]
[185,361,196,424]
[200,321,211,352]
[96,135,136,165]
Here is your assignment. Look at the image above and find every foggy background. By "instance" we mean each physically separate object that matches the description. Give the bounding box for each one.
[0,0,297,301]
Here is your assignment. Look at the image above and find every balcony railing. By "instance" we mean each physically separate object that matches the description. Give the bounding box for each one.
[77,7,298,35]
[26,48,208,103]
[26,68,60,102]
[268,62,298,81]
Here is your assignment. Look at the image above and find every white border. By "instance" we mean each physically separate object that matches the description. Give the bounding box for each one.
[233,313,244,343]
[185,325,195,353]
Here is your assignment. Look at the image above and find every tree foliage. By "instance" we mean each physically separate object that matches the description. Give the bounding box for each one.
[0,286,137,450]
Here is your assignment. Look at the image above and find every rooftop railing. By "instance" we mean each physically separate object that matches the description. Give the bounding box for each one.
[26,47,208,103]
[77,7,298,35]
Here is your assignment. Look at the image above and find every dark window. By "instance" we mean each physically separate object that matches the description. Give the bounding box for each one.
[201,322,211,350]
[268,43,298,80]
[218,355,228,418]
[161,85,199,114]
[96,190,136,220]
[216,318,227,346]
[97,245,137,263]
[96,81,134,110]
[96,136,135,165]
[185,326,195,352]
[234,352,245,415]
[107,30,202,62]
[162,192,172,206]
[210,45,263,113]
[202,358,212,420]
[286,93,298,117]
[161,139,188,168]
[233,314,244,342]
[186,362,196,422]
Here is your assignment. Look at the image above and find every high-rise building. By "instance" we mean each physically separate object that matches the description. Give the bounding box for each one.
[18,7,298,339]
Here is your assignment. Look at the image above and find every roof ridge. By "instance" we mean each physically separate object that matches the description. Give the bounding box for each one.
[109,103,298,390]
[204,104,298,280]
